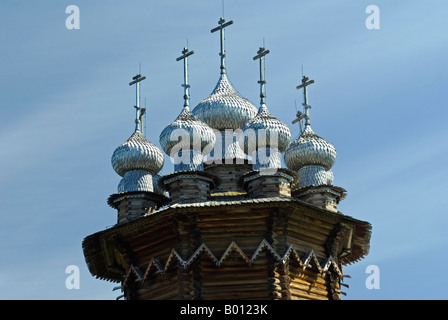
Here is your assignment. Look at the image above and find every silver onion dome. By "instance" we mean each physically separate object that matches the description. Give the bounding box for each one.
[284,125,336,172]
[192,74,258,130]
[111,129,164,177]
[241,104,291,154]
[159,106,216,157]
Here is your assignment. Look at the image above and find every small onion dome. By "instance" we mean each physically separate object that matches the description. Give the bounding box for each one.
[284,125,336,172]
[192,74,258,130]
[111,129,164,177]
[159,106,216,157]
[241,104,291,154]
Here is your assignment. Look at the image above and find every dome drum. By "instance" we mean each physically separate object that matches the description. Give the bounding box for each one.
[206,130,247,163]
[118,170,154,193]
[250,147,282,171]
[171,149,205,172]
[297,165,334,188]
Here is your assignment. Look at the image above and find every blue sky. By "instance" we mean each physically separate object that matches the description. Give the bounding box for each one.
[0,1,447,299]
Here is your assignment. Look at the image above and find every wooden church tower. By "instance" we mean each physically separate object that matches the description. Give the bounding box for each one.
[82,17,371,300]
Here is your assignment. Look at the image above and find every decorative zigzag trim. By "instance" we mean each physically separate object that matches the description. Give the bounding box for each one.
[142,258,164,279]
[321,256,343,277]
[219,241,250,266]
[123,265,144,288]
[122,239,344,285]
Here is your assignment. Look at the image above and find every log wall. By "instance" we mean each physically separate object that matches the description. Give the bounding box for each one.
[116,206,345,300]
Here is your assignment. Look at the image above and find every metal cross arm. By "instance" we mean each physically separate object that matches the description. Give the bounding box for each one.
[211,18,233,33]
[292,110,305,134]
[292,111,305,124]
[296,77,314,90]
[176,48,195,61]
[253,47,270,61]
[129,74,146,86]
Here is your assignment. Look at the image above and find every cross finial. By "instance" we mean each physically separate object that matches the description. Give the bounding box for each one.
[129,73,147,132]
[176,47,195,110]
[296,75,315,128]
[211,17,233,75]
[253,47,270,106]
[292,105,305,134]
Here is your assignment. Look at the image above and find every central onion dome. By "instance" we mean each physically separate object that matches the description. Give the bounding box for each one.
[190,18,258,162]
[111,129,164,179]
[159,106,216,162]
[192,74,258,131]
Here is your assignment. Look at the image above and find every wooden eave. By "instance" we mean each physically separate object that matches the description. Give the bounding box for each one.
[82,196,371,283]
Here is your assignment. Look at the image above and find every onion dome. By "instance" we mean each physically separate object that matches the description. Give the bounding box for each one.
[284,125,336,172]
[192,18,258,131]
[159,106,216,157]
[242,104,291,154]
[192,74,258,130]
[111,129,164,177]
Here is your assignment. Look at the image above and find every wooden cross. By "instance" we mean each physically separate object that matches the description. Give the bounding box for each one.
[253,47,270,106]
[211,17,233,74]
[176,47,195,109]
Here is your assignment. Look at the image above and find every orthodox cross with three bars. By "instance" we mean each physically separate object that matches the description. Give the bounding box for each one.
[253,47,270,106]
[293,75,315,132]
[211,17,233,75]
[176,47,195,109]
[129,73,146,133]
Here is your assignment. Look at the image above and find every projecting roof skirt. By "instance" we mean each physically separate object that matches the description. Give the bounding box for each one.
[83,196,371,282]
